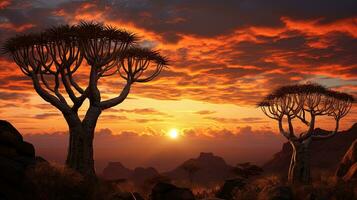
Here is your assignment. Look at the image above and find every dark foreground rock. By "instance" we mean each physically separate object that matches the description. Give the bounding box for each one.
[215,178,246,200]
[151,182,195,200]
[336,138,357,181]
[0,120,42,200]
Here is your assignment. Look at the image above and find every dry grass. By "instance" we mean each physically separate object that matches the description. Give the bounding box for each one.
[23,162,124,200]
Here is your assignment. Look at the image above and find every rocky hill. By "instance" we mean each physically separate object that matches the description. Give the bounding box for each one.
[164,152,235,184]
[102,162,132,180]
[102,162,160,185]
[103,152,235,185]
[263,123,357,175]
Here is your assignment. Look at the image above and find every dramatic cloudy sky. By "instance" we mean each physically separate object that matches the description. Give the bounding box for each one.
[0,0,356,172]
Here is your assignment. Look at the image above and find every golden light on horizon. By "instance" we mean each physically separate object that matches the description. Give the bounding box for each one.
[168,128,179,139]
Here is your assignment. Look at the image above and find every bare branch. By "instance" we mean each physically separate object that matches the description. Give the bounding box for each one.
[100,82,132,110]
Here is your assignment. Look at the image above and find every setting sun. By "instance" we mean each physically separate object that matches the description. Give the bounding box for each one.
[168,129,179,139]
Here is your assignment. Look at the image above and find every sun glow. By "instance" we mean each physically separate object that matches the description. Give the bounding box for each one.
[168,128,179,139]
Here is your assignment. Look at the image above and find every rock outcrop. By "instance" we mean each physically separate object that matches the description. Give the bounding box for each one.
[264,123,357,175]
[0,120,41,199]
[130,167,160,186]
[102,162,160,187]
[336,136,357,181]
[165,152,234,184]
[103,162,132,180]
[216,178,246,200]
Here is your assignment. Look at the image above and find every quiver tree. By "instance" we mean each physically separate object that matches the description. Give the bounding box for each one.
[258,83,354,184]
[2,22,168,178]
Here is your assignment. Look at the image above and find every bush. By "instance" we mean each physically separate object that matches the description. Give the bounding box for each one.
[23,162,123,200]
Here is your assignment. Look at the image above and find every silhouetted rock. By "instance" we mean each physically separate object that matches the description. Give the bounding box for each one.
[264,123,357,175]
[17,141,35,157]
[130,167,159,186]
[0,120,41,200]
[103,162,132,180]
[336,135,357,181]
[233,162,263,178]
[0,120,23,145]
[165,152,234,184]
[102,162,161,187]
[151,182,195,200]
[216,178,246,200]
[258,186,293,200]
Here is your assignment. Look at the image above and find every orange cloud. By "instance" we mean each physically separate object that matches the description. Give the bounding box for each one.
[282,17,357,38]
[0,22,35,32]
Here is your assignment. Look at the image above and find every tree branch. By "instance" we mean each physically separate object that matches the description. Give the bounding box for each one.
[278,118,297,141]
[31,73,70,113]
[100,82,132,110]
[299,113,315,141]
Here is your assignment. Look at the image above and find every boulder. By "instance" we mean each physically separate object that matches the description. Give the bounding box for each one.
[151,182,195,200]
[17,141,35,157]
[336,138,357,181]
[216,178,246,200]
[0,120,39,200]
[0,145,18,157]
[258,186,293,200]
[0,120,23,145]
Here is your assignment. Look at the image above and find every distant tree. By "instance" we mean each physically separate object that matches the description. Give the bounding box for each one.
[258,83,353,184]
[182,160,201,185]
[2,22,168,178]
[232,162,263,179]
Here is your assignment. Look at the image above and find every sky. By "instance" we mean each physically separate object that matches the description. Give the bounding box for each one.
[0,0,356,172]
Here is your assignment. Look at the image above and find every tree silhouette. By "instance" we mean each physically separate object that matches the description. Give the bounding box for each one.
[258,83,353,184]
[2,22,168,178]
[182,160,201,185]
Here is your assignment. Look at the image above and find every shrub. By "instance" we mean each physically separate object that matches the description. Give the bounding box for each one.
[23,162,123,200]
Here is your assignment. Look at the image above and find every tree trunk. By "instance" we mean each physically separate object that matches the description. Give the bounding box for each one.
[66,125,95,178]
[63,108,100,179]
[288,139,311,184]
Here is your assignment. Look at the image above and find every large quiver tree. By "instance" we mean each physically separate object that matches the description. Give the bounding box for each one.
[2,22,168,178]
[258,83,354,184]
